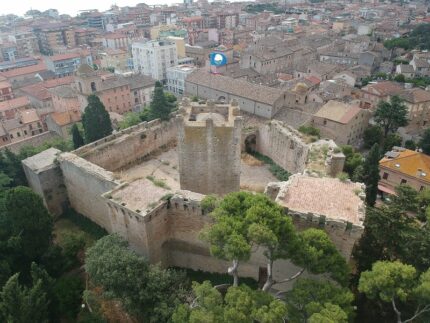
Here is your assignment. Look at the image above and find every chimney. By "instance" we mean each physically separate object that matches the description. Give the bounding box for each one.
[417,168,423,177]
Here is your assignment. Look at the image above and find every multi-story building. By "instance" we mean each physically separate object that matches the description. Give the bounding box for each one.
[166,64,197,96]
[34,24,76,55]
[101,33,130,50]
[379,147,430,196]
[311,100,371,146]
[0,96,31,120]
[1,108,44,145]
[99,49,129,73]
[1,43,18,62]
[87,12,107,30]
[132,40,178,82]
[127,74,156,111]
[0,79,13,102]
[11,30,40,57]
[74,64,133,114]
[44,53,82,77]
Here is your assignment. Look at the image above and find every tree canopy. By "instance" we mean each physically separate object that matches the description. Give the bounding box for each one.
[359,261,430,323]
[419,128,430,155]
[172,281,288,323]
[362,143,380,206]
[374,96,408,137]
[0,187,53,284]
[149,81,175,121]
[71,124,84,149]
[201,192,349,291]
[82,94,113,143]
[85,234,188,322]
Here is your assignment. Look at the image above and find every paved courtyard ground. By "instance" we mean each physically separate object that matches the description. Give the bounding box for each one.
[115,147,276,194]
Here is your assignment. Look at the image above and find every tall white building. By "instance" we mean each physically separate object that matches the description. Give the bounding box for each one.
[132,40,178,82]
[166,64,197,96]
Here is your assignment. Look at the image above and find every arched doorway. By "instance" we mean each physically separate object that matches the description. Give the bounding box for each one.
[245,134,257,154]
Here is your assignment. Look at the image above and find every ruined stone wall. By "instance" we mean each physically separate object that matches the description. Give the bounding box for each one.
[58,152,120,231]
[74,119,179,171]
[0,131,59,154]
[257,120,309,174]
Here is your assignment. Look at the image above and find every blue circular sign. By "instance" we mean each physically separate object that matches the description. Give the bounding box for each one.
[210,52,227,66]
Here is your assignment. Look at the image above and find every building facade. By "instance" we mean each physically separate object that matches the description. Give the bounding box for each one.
[132,40,178,81]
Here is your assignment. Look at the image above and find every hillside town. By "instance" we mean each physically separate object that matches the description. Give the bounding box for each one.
[1,0,430,322]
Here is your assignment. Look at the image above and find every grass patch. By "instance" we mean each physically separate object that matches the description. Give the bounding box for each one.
[250,152,290,181]
[171,267,258,289]
[146,175,171,189]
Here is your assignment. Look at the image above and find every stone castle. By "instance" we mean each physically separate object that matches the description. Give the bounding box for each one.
[23,99,364,289]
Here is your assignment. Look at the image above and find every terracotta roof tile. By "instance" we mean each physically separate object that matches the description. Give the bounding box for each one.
[380,149,430,183]
[0,96,30,111]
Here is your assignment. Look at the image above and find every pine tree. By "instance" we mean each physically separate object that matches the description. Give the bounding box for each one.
[0,273,49,323]
[419,128,430,155]
[71,124,84,149]
[82,95,112,143]
[362,143,380,206]
[149,81,172,121]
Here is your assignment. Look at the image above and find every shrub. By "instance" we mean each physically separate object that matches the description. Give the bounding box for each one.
[298,125,321,138]
[337,172,350,182]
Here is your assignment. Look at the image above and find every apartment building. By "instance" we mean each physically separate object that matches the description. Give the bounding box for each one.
[166,64,196,96]
[311,100,371,146]
[379,147,430,196]
[44,53,82,77]
[132,40,178,82]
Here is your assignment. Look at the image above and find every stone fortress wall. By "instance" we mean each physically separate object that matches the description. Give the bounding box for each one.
[74,119,179,171]
[23,111,355,289]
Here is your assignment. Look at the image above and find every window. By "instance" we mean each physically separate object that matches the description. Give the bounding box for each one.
[420,186,425,192]
[24,130,27,135]
[401,179,407,184]
[382,172,389,180]
[17,132,21,137]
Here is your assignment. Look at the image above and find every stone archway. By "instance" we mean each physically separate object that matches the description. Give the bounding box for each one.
[245,134,257,154]
[217,96,226,103]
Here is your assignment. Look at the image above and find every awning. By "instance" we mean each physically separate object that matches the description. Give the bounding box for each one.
[378,184,396,195]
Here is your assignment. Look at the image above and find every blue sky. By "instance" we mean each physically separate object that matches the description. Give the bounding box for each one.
[1,0,180,17]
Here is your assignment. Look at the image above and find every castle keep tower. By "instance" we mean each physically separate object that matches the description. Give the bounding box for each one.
[177,99,242,195]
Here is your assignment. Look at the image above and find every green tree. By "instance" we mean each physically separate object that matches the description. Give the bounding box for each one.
[419,128,430,155]
[0,272,49,323]
[374,96,408,137]
[394,74,406,82]
[0,187,53,281]
[53,276,84,320]
[118,112,141,129]
[172,281,288,323]
[201,192,349,291]
[82,95,113,143]
[359,261,430,323]
[341,145,363,178]
[404,139,416,150]
[308,303,348,323]
[149,81,173,120]
[383,133,402,153]
[362,143,380,206]
[71,123,84,149]
[85,234,187,322]
[363,125,383,149]
[284,278,354,322]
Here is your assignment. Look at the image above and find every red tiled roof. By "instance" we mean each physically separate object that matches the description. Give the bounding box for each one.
[0,63,47,78]
[42,76,74,88]
[20,83,51,101]
[0,96,30,111]
[46,53,81,61]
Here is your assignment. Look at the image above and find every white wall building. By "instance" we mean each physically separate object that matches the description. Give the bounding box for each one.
[132,40,178,82]
[166,64,197,96]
